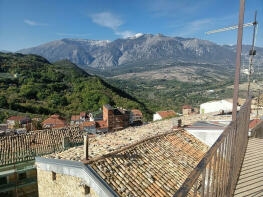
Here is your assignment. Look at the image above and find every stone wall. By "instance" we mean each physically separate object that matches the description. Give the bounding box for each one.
[37,169,87,197]
[37,169,100,197]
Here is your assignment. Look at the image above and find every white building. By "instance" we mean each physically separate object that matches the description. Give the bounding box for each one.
[200,100,238,114]
[153,110,176,121]
[185,120,231,146]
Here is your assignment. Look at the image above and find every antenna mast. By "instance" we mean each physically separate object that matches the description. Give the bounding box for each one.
[205,0,246,121]
[247,11,258,98]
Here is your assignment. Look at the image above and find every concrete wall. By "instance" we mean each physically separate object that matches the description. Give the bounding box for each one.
[200,100,233,114]
[153,113,162,121]
[185,128,224,147]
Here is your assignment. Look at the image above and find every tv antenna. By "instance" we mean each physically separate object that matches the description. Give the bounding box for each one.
[206,11,258,98]
[246,11,258,98]
[205,0,256,120]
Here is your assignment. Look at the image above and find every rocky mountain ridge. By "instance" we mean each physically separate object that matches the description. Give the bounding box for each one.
[17,34,263,69]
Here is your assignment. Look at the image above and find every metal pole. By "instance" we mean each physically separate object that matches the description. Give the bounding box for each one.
[247,11,257,98]
[84,135,89,160]
[232,0,245,121]
[257,90,260,118]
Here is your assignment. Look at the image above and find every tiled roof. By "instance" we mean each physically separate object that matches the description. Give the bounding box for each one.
[82,121,96,127]
[182,105,192,109]
[0,127,83,166]
[131,109,143,116]
[7,116,29,121]
[50,114,60,118]
[157,110,176,119]
[249,119,262,129]
[42,116,66,126]
[86,130,208,197]
[71,115,81,121]
[96,120,108,129]
[80,112,86,117]
[44,113,231,161]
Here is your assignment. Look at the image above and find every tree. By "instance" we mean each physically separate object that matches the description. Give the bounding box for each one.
[20,84,38,99]
[14,121,21,129]
[32,120,42,130]
[48,93,68,107]
[0,96,7,108]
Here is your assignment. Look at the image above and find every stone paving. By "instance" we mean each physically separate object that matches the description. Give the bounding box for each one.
[234,137,263,197]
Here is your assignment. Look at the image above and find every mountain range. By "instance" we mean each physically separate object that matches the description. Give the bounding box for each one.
[17,34,263,70]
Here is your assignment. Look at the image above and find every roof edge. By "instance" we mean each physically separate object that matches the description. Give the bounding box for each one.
[35,157,118,197]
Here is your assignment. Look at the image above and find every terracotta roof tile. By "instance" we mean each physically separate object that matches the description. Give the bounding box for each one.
[82,121,96,127]
[45,113,231,162]
[249,119,262,129]
[7,116,29,121]
[42,115,66,127]
[80,112,86,117]
[71,115,80,121]
[131,109,143,116]
[85,130,208,197]
[182,105,192,109]
[96,120,108,129]
[157,110,176,119]
[0,127,83,166]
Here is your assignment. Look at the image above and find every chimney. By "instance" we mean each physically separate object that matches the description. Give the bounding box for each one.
[62,137,70,149]
[84,135,89,160]
[178,119,182,128]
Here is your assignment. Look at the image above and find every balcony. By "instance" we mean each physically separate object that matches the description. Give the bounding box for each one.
[174,99,263,197]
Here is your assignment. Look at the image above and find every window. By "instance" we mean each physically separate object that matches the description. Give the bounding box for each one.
[18,172,27,181]
[0,177,7,185]
[52,172,56,181]
[84,185,90,195]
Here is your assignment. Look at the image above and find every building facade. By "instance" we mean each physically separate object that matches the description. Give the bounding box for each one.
[182,105,193,116]
[129,109,143,125]
[103,104,129,132]
[6,116,31,129]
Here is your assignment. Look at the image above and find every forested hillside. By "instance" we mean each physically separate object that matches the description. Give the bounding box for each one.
[0,53,152,122]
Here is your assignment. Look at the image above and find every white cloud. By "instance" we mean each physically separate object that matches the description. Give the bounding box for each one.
[24,19,48,26]
[176,18,212,37]
[91,12,123,30]
[56,33,90,37]
[90,12,136,38]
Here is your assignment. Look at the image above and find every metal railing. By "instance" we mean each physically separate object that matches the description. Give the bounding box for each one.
[174,99,251,197]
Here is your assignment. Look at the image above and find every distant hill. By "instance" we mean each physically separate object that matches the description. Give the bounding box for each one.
[0,52,151,122]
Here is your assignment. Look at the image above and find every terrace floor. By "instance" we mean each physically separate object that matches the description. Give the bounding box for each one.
[234,137,263,197]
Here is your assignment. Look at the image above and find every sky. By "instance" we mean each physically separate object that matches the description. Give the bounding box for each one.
[0,0,263,51]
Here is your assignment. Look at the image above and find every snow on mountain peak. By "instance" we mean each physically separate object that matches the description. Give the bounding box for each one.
[128,33,144,39]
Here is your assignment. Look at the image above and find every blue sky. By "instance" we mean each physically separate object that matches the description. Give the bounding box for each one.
[0,0,262,51]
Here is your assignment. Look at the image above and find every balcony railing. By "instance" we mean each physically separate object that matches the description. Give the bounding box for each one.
[174,99,251,197]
